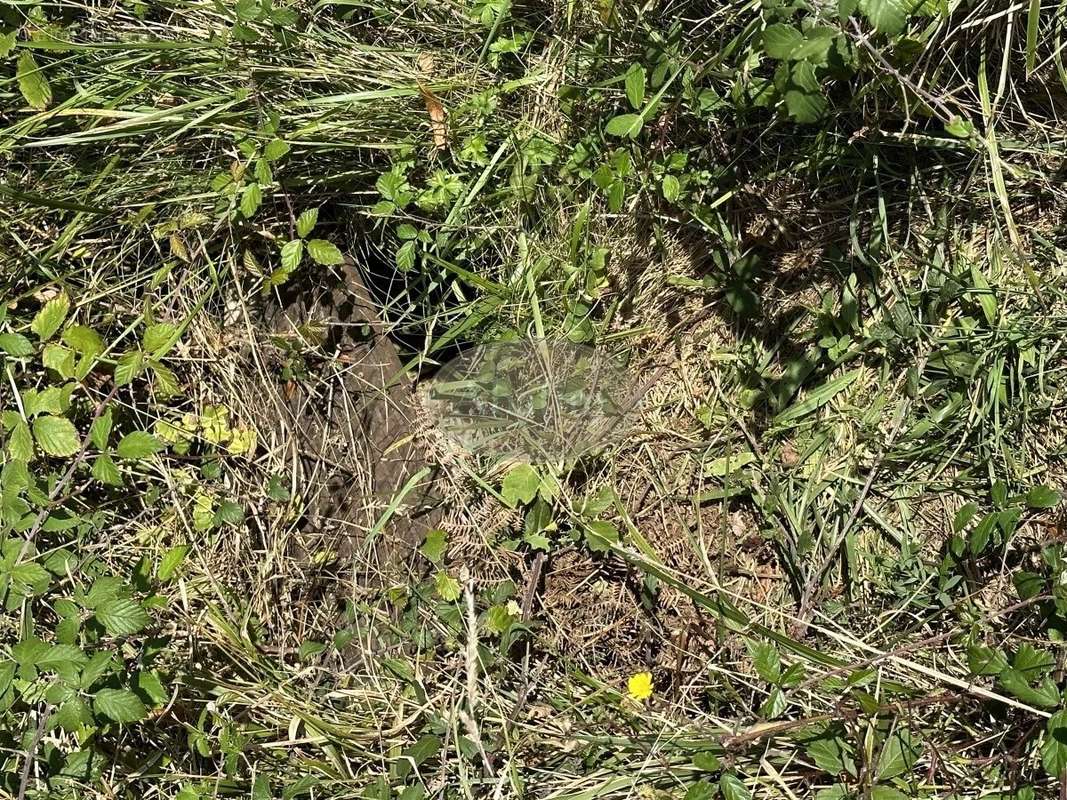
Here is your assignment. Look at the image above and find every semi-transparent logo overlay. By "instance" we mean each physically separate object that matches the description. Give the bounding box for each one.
[422,340,644,460]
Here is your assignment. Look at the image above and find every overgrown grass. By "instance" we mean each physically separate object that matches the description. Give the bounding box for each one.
[3,0,1067,798]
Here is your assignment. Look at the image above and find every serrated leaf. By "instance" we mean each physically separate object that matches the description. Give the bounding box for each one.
[999,668,1061,707]
[605,113,644,138]
[17,51,52,111]
[281,239,303,271]
[116,431,163,459]
[296,208,318,238]
[263,138,290,161]
[55,697,93,732]
[95,597,150,636]
[94,688,147,723]
[307,239,344,265]
[240,182,263,217]
[214,499,244,526]
[860,0,909,34]
[33,415,79,456]
[421,529,447,563]
[31,293,70,341]
[0,332,34,357]
[624,63,645,109]
[143,322,177,357]
[38,643,88,669]
[501,463,539,508]
[114,351,144,386]
[7,417,34,461]
[92,453,123,485]
[63,324,104,357]
[90,407,113,450]
[748,640,782,683]
[967,644,1008,676]
[0,31,15,58]
[10,562,51,593]
[434,571,462,601]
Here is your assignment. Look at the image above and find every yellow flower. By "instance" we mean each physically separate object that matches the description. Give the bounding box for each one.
[627,671,654,701]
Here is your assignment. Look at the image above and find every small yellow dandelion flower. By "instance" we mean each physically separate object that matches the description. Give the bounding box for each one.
[627,671,654,701]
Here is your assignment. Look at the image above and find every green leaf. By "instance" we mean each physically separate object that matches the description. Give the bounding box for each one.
[784,88,827,123]
[0,31,16,58]
[719,773,751,800]
[92,453,123,485]
[870,788,909,800]
[263,138,290,161]
[1027,485,1061,509]
[6,417,34,461]
[434,571,462,601]
[63,324,104,357]
[214,499,244,526]
[774,369,860,424]
[31,293,70,341]
[967,644,1008,676]
[764,25,836,61]
[94,688,147,723]
[143,322,178,357]
[116,431,163,459]
[748,641,782,683]
[0,332,34,357]
[763,24,804,59]
[90,407,113,450]
[970,263,997,326]
[604,113,644,138]
[307,239,344,265]
[685,781,716,800]
[1043,709,1067,777]
[805,731,855,775]
[945,115,975,138]
[952,502,978,532]
[10,562,51,594]
[38,643,88,670]
[421,529,448,563]
[624,63,646,109]
[662,174,681,201]
[968,512,997,555]
[584,520,619,552]
[281,239,303,271]
[240,182,263,217]
[692,752,721,771]
[1014,570,1044,600]
[158,544,190,580]
[999,668,1060,707]
[114,351,144,386]
[860,0,909,34]
[876,727,920,779]
[501,463,540,508]
[33,415,79,457]
[296,208,318,238]
[95,597,151,636]
[55,697,93,732]
[17,51,52,111]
